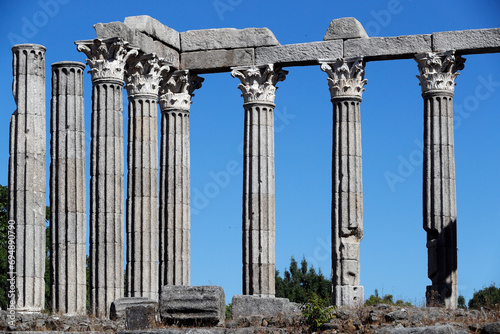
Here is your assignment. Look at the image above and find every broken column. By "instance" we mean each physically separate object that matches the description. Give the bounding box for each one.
[9,43,46,312]
[415,51,465,309]
[320,57,366,307]
[50,61,87,315]
[76,38,138,317]
[231,64,288,297]
[125,54,168,300]
[159,70,203,287]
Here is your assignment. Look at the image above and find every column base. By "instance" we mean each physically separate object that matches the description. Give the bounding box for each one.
[231,295,300,319]
[426,284,457,309]
[333,285,364,307]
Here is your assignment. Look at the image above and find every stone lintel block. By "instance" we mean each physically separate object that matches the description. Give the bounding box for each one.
[324,17,369,40]
[432,28,500,55]
[181,48,254,74]
[160,285,225,326]
[93,22,179,68]
[110,297,158,322]
[255,40,343,67]
[344,34,432,60]
[231,295,300,319]
[124,15,180,50]
[181,28,279,52]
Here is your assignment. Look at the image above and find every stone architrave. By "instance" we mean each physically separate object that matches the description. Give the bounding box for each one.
[9,44,46,312]
[158,70,203,287]
[320,57,366,307]
[50,61,87,315]
[76,38,138,317]
[415,51,465,309]
[125,54,169,301]
[231,64,288,297]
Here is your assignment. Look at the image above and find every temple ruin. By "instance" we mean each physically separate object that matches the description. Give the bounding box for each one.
[8,16,500,317]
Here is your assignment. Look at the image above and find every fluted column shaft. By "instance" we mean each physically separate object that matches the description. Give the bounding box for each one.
[321,58,366,307]
[159,70,203,288]
[416,51,465,309]
[231,65,287,297]
[76,38,138,317]
[9,43,46,312]
[50,61,86,315]
[125,55,168,300]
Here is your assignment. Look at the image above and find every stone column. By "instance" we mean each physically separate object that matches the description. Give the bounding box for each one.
[159,70,203,288]
[125,54,168,300]
[231,64,288,297]
[9,43,46,312]
[76,38,138,317]
[415,51,465,309]
[320,57,366,307]
[50,61,86,315]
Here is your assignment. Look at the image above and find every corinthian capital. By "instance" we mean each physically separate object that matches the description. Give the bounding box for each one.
[125,54,170,97]
[159,70,204,111]
[231,64,288,105]
[415,51,466,94]
[75,38,138,83]
[320,57,367,100]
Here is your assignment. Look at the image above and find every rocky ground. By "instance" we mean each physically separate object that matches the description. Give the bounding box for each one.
[1,304,500,333]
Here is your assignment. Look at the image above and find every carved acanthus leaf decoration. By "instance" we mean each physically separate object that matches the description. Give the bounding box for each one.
[415,51,466,93]
[231,64,288,105]
[159,70,204,111]
[125,54,170,97]
[76,38,138,82]
[320,57,367,99]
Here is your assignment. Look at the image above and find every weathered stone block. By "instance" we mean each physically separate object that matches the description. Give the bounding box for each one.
[181,28,279,52]
[94,22,179,67]
[181,49,254,73]
[125,305,156,330]
[110,297,158,322]
[344,35,432,60]
[124,15,180,50]
[324,17,368,40]
[432,28,500,54]
[94,22,137,43]
[255,40,343,66]
[334,285,364,307]
[160,285,225,326]
[231,295,300,319]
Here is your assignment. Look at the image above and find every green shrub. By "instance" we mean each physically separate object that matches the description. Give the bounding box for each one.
[458,295,467,309]
[300,293,336,332]
[365,289,412,307]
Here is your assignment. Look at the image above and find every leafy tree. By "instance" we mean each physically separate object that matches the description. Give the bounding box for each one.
[225,303,232,320]
[458,295,467,309]
[468,284,500,310]
[275,256,331,304]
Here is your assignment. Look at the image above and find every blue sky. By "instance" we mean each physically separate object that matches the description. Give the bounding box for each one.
[1,0,499,306]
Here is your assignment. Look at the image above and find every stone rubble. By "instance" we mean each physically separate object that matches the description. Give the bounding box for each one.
[1,305,499,333]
